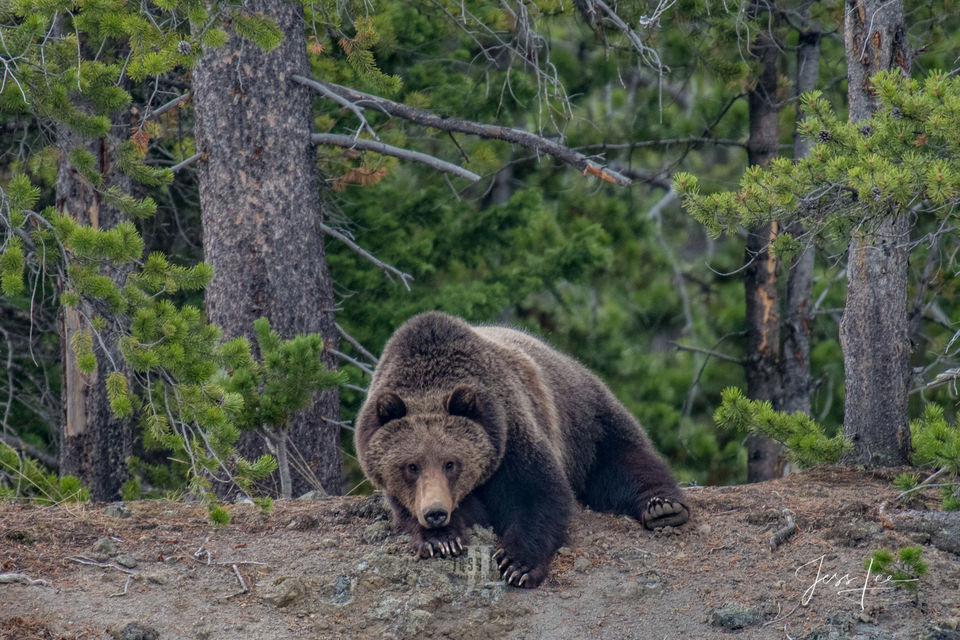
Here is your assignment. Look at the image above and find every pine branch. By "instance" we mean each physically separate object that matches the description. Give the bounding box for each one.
[171,153,201,173]
[317,221,414,290]
[291,76,378,140]
[0,432,58,470]
[312,134,480,182]
[141,91,192,124]
[335,323,378,365]
[293,75,632,186]
[669,341,744,364]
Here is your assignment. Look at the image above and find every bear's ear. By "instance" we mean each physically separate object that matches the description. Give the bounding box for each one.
[376,392,407,425]
[446,385,479,419]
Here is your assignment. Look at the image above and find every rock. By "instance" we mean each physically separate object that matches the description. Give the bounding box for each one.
[262,576,308,608]
[697,524,713,536]
[615,581,643,599]
[143,571,168,585]
[362,520,393,544]
[5,530,36,545]
[402,609,432,637]
[573,556,591,572]
[331,575,352,605]
[556,546,573,557]
[109,622,159,640]
[104,504,132,519]
[92,537,119,557]
[921,620,960,640]
[287,516,320,530]
[710,602,758,630]
[115,553,139,569]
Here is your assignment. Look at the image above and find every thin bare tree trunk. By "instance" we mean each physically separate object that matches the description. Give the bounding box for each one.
[56,125,133,500]
[193,0,341,496]
[744,27,784,482]
[780,5,821,417]
[840,0,912,466]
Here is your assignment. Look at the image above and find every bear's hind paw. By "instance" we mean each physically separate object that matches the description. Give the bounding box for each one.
[641,496,689,529]
[493,548,549,588]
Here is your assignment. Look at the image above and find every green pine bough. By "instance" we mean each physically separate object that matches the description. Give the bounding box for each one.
[1,177,343,521]
[713,387,851,468]
[674,70,960,242]
[0,442,89,504]
[893,405,960,511]
[865,546,928,594]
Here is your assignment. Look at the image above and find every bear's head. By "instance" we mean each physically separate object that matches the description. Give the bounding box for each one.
[357,385,506,528]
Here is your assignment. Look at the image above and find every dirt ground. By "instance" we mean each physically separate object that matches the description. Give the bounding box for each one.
[1,468,958,640]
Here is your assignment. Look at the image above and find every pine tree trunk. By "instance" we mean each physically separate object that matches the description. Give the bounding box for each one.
[744,28,784,482]
[56,126,133,501]
[840,0,912,466]
[780,11,821,417]
[193,0,341,495]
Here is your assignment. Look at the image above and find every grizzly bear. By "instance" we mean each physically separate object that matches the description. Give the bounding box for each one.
[355,312,689,588]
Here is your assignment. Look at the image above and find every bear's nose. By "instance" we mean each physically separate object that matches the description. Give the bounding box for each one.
[424,508,449,528]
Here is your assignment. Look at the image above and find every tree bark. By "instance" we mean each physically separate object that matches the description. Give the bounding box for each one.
[780,8,821,417]
[840,0,912,466]
[56,126,133,500]
[744,28,784,482]
[193,0,341,496]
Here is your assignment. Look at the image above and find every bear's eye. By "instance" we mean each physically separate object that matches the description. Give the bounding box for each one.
[443,461,456,473]
[407,463,420,476]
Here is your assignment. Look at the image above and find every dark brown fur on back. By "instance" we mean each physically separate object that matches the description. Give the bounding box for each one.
[356,312,689,587]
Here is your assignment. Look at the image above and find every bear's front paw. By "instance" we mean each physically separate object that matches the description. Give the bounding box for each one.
[493,547,550,588]
[641,496,689,529]
[412,529,466,559]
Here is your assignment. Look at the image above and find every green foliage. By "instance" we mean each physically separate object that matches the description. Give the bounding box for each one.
[232,11,285,51]
[1,237,26,296]
[225,318,346,432]
[866,546,928,593]
[676,71,960,239]
[714,387,851,467]
[0,442,90,503]
[907,404,960,510]
[208,504,231,527]
[911,404,960,475]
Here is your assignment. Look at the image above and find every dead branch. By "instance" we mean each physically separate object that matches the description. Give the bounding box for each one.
[335,323,378,365]
[669,341,744,365]
[318,221,414,290]
[189,546,266,567]
[66,556,135,574]
[171,153,201,173]
[878,502,960,555]
[769,508,797,550]
[140,91,192,124]
[221,563,249,599]
[312,133,480,182]
[896,467,950,500]
[0,572,49,586]
[296,77,378,140]
[0,432,58,469]
[330,348,375,377]
[293,75,631,186]
[109,574,132,597]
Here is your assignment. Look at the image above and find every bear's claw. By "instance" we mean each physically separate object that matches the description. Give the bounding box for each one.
[415,530,466,558]
[641,496,689,529]
[493,547,547,588]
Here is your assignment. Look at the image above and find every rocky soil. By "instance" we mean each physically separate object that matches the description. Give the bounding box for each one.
[1,468,958,640]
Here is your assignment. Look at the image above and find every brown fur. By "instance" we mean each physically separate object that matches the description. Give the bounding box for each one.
[356,312,689,587]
